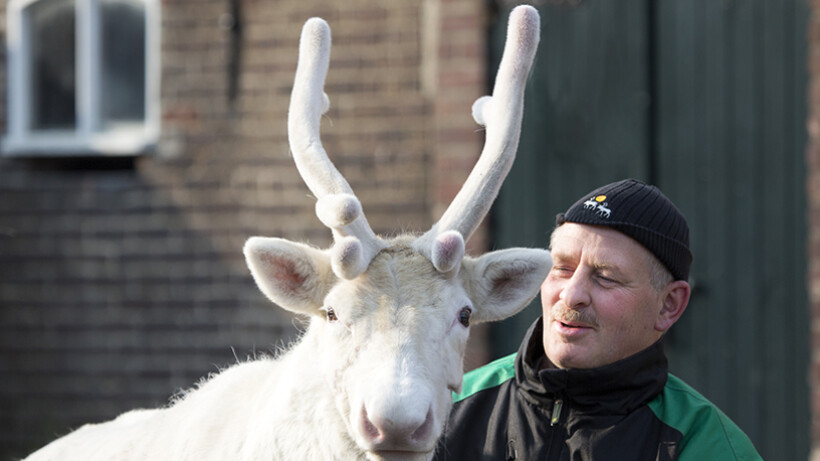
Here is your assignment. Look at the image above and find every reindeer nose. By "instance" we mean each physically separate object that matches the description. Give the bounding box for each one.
[360,404,435,450]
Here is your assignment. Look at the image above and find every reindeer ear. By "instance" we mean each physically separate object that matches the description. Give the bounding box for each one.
[460,248,551,324]
[243,237,336,316]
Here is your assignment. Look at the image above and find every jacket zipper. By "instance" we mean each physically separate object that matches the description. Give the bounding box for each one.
[544,397,565,460]
[550,398,563,426]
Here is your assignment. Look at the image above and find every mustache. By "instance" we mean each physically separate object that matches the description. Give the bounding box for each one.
[551,304,599,328]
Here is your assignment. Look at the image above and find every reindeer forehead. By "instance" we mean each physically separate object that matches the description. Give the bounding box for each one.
[364,245,442,291]
[330,244,452,313]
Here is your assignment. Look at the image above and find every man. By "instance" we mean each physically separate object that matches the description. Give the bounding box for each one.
[435,179,761,460]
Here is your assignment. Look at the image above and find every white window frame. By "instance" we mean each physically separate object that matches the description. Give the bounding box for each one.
[3,0,161,157]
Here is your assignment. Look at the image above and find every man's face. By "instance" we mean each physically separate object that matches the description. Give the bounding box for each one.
[541,223,667,369]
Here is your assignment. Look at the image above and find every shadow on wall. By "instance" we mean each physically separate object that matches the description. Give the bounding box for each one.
[0,155,305,459]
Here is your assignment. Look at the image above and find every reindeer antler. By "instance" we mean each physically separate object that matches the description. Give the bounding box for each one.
[414,5,540,272]
[289,7,539,278]
[289,18,385,280]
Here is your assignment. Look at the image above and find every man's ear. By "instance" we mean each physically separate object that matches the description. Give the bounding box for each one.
[655,280,691,332]
[460,248,551,324]
[243,237,337,317]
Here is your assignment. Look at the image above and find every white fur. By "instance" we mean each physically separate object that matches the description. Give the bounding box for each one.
[24,6,545,461]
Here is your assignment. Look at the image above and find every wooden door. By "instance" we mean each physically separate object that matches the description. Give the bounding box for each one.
[489,2,808,459]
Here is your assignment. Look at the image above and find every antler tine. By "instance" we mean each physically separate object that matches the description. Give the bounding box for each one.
[289,18,384,280]
[414,6,540,273]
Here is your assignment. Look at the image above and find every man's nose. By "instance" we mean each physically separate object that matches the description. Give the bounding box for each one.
[559,271,591,309]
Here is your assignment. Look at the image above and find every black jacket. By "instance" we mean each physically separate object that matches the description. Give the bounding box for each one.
[434,318,761,461]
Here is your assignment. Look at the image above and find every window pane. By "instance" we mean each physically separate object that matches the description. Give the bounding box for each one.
[28,0,77,130]
[101,0,146,126]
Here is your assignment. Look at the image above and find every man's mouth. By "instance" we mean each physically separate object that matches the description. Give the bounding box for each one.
[554,318,596,332]
[550,305,598,331]
[559,321,589,328]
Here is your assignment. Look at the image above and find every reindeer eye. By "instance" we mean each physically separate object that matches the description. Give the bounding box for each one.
[458,307,472,327]
[326,307,338,322]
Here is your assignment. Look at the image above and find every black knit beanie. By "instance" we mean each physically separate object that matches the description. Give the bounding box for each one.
[555,179,693,281]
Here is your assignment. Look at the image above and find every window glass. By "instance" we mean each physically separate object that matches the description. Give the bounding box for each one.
[28,0,76,130]
[100,0,146,127]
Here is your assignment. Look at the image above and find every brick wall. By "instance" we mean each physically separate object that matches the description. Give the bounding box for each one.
[0,0,488,458]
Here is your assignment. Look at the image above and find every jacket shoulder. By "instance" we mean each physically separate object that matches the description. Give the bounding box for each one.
[648,374,762,461]
[453,353,517,403]
[438,354,519,460]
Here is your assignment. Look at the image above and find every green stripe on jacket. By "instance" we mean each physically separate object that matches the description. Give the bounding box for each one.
[647,374,762,461]
[452,353,516,403]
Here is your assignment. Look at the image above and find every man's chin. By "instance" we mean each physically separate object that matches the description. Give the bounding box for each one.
[544,337,599,369]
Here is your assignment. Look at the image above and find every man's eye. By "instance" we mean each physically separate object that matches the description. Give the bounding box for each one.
[596,275,618,285]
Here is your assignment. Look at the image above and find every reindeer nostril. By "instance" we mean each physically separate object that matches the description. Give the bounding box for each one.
[410,407,434,443]
[360,407,383,443]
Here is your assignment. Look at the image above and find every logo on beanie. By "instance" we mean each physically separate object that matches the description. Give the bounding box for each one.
[582,195,611,218]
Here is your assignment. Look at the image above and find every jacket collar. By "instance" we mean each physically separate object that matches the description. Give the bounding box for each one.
[514,317,668,415]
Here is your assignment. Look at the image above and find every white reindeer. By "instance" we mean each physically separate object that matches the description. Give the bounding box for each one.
[23,6,547,461]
